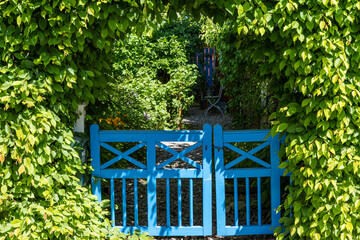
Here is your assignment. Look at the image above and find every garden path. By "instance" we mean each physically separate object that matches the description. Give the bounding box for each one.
[182,105,232,130]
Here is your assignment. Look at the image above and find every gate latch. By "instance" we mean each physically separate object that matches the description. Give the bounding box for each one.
[213,145,223,151]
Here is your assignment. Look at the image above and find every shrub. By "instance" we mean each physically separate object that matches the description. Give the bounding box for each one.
[152,16,205,61]
[101,35,199,130]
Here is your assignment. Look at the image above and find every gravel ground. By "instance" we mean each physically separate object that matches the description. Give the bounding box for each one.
[182,105,233,130]
[112,105,275,240]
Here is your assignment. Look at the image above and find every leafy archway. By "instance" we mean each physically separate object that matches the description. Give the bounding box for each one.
[1,1,359,239]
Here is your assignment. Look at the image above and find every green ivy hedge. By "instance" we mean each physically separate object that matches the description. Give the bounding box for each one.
[230,1,360,239]
[2,0,360,240]
[0,1,226,239]
[0,1,175,239]
[205,1,360,239]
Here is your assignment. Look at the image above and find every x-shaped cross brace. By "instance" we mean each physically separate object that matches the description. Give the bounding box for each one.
[156,142,202,169]
[100,142,147,169]
[224,142,271,169]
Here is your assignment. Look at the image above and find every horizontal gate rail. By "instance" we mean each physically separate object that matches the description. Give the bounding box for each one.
[214,125,282,236]
[90,124,212,236]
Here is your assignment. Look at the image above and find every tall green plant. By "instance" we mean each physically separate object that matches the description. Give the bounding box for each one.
[109,35,198,129]
[152,16,205,61]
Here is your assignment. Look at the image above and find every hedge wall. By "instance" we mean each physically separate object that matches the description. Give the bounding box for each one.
[0,1,225,239]
[1,0,360,240]
[233,1,360,239]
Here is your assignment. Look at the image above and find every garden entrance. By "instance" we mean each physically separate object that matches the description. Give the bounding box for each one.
[90,124,283,237]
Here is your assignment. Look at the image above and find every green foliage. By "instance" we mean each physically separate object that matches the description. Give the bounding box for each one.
[226,0,360,239]
[0,0,177,238]
[203,0,360,239]
[2,0,360,239]
[87,82,151,131]
[0,0,225,237]
[203,21,278,129]
[105,35,199,129]
[152,16,205,61]
[109,229,153,240]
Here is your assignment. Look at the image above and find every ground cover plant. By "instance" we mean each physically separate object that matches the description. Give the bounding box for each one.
[1,1,360,240]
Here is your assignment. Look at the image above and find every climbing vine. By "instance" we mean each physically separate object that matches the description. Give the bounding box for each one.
[0,1,227,239]
[2,0,360,239]
[205,1,360,239]
[232,1,360,239]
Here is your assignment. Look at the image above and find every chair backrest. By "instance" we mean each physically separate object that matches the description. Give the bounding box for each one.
[217,86,223,97]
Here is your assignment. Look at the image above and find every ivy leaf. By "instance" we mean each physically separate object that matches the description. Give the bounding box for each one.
[306,21,314,30]
[67,67,76,76]
[101,28,108,38]
[1,82,12,90]
[1,185,6,194]
[18,165,26,175]
[10,219,21,228]
[24,157,31,171]
[53,84,63,92]
[96,38,105,49]
[277,123,289,132]
[21,60,34,68]
[279,162,288,169]
[334,58,341,68]
[16,15,21,26]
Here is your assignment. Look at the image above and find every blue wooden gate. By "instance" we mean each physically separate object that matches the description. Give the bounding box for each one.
[90,124,284,237]
[214,125,282,236]
[90,124,212,236]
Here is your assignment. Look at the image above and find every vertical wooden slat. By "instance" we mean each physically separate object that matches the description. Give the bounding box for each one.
[257,177,262,226]
[134,179,138,227]
[166,178,170,227]
[147,135,157,235]
[214,124,225,235]
[178,178,182,227]
[111,178,115,227]
[271,134,281,228]
[234,178,238,226]
[122,179,127,227]
[90,124,101,201]
[203,124,212,235]
[246,177,250,226]
[189,178,194,227]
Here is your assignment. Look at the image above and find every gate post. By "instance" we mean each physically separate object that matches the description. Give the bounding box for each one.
[203,124,212,235]
[147,134,157,236]
[270,134,281,228]
[214,125,225,236]
[90,124,101,201]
